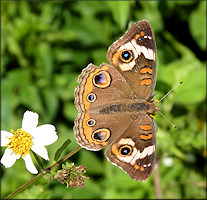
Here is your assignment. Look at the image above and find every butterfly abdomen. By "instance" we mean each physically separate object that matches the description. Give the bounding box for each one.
[99,104,122,114]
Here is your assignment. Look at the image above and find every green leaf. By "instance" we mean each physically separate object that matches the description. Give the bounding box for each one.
[138,1,163,32]
[189,1,206,51]
[175,65,206,104]
[7,35,28,68]
[54,139,72,161]
[41,88,58,122]
[107,1,132,29]
[158,32,206,105]
[36,42,54,79]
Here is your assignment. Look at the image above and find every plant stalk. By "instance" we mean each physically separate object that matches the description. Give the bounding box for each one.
[4,146,82,199]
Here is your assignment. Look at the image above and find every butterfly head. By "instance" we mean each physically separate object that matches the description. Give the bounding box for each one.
[146,101,160,116]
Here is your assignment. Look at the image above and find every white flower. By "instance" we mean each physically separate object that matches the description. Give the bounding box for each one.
[1,111,58,174]
[162,157,173,167]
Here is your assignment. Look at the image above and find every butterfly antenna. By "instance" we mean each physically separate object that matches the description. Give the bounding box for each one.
[157,110,178,129]
[155,81,183,129]
[157,81,183,103]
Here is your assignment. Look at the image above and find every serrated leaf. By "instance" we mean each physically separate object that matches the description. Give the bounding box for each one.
[54,139,72,161]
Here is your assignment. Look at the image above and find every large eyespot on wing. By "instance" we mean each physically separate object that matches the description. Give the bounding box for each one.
[107,20,156,71]
[105,114,157,181]
[74,63,134,113]
[106,20,157,100]
[74,112,134,151]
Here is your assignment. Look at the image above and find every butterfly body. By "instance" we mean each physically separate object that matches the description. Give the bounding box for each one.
[74,20,158,180]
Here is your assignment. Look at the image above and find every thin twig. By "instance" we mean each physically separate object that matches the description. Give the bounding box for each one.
[4,171,44,199]
[47,146,82,171]
[154,159,162,199]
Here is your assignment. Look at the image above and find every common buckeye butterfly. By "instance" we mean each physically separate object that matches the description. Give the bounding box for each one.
[74,20,159,181]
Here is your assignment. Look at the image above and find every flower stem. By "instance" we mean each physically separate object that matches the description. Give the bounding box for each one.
[154,159,162,199]
[4,172,44,199]
[4,146,82,199]
[47,146,82,171]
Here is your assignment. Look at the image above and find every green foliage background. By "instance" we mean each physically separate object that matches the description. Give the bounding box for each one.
[1,1,206,199]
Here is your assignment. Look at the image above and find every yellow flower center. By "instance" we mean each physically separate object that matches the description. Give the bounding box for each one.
[7,128,33,157]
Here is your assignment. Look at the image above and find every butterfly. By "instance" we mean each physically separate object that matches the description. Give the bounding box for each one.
[74,20,159,180]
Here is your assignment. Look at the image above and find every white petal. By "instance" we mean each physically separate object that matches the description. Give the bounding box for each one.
[1,131,13,146]
[163,157,173,167]
[23,153,38,174]
[22,111,39,133]
[0,148,20,168]
[31,124,58,146]
[31,143,49,161]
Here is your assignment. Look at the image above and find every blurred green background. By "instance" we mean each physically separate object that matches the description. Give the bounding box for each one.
[1,1,206,199]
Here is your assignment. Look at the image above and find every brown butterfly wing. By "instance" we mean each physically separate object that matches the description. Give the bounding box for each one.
[107,20,157,100]
[74,63,137,150]
[105,114,157,181]
[74,112,134,151]
[74,63,134,113]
